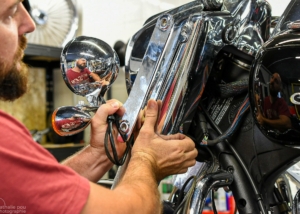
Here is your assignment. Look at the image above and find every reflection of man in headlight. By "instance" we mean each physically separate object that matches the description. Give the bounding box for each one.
[56,115,90,132]
[256,73,292,131]
[67,58,101,86]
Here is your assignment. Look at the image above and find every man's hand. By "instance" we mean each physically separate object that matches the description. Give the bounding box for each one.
[256,111,265,126]
[81,99,197,214]
[131,99,198,182]
[90,99,126,160]
[62,99,127,181]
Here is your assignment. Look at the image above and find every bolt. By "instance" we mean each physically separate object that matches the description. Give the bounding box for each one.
[119,121,130,134]
[161,18,168,27]
[159,15,171,31]
[227,166,234,174]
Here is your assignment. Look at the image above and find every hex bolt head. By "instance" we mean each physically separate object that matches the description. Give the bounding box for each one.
[120,121,130,134]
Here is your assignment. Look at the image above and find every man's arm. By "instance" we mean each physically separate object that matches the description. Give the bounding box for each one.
[80,99,197,214]
[90,72,102,82]
[82,157,161,214]
[257,112,292,131]
[61,145,114,183]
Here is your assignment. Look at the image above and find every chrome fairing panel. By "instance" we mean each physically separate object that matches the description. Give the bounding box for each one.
[120,0,271,141]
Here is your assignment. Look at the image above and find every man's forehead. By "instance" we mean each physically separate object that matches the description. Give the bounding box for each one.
[1,0,22,13]
[272,73,280,79]
[3,0,22,7]
[271,73,282,86]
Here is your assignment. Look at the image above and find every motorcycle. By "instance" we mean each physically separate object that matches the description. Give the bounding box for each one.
[52,0,300,213]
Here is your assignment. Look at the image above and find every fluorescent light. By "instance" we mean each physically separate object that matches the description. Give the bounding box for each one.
[80,52,95,57]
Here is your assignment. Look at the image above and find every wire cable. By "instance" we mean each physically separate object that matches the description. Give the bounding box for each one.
[175,176,196,207]
[218,78,249,98]
[173,176,197,214]
[212,189,218,214]
[104,115,131,166]
[203,96,250,145]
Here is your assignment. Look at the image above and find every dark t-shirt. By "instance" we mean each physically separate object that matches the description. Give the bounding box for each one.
[263,97,291,119]
[67,68,91,86]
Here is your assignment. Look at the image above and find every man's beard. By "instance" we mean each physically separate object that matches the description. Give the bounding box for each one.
[0,36,29,101]
[76,63,86,70]
[269,84,279,98]
[270,89,279,98]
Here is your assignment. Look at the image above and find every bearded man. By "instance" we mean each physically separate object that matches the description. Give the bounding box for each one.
[0,1,197,213]
[67,57,101,86]
[256,73,292,131]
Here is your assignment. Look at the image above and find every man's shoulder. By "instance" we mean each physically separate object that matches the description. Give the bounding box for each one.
[278,97,286,101]
[67,68,75,73]
[83,68,91,73]
[273,97,288,105]
[0,110,32,135]
[0,110,34,150]
[0,110,26,130]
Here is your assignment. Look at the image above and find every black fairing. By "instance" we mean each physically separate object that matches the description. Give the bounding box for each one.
[191,96,300,212]
[249,31,300,146]
[225,122,300,212]
[188,31,300,212]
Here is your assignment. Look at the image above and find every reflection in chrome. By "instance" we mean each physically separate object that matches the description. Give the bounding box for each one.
[271,1,300,37]
[189,171,233,214]
[155,16,204,134]
[74,82,102,96]
[250,26,300,145]
[232,57,251,69]
[286,163,300,214]
[288,20,300,30]
[202,0,223,10]
[85,87,103,107]
[52,106,92,136]
[61,36,120,106]
[293,190,300,214]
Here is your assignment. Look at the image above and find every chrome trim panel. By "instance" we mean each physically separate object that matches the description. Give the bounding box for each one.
[118,14,175,139]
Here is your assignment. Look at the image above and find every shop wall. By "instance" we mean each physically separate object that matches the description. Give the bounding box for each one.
[0,68,47,142]
[75,0,290,48]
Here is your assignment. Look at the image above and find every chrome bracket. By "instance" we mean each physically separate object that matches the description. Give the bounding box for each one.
[118,14,174,141]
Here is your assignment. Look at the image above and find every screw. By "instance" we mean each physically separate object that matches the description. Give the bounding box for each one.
[159,15,171,31]
[227,166,234,173]
[119,121,130,134]
[161,18,168,27]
